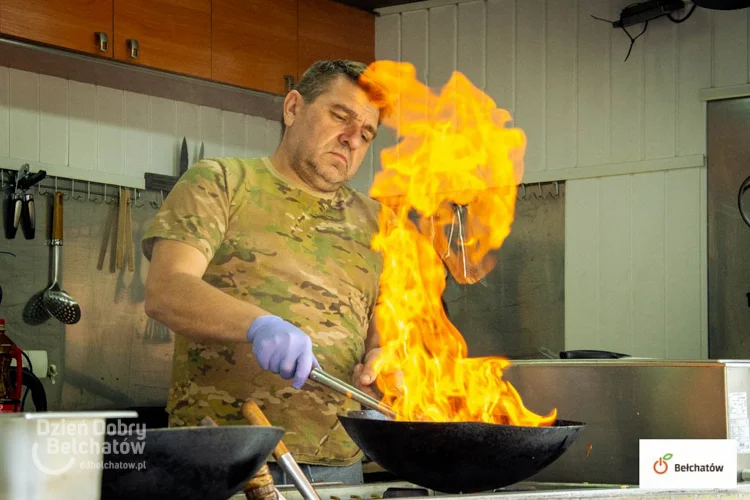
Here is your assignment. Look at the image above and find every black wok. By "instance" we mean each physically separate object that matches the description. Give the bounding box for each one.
[338,410,584,494]
[100,425,284,500]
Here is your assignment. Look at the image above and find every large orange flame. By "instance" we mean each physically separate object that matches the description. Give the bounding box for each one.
[359,61,556,426]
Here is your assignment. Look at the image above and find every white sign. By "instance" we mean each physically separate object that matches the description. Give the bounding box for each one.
[639,439,737,489]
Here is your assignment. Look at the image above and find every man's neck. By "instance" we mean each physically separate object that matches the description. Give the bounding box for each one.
[270,149,304,187]
[269,148,338,199]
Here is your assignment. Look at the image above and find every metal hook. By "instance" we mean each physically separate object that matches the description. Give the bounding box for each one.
[149,190,161,209]
[87,181,102,204]
[521,184,526,200]
[553,181,560,199]
[535,183,543,199]
[71,179,85,201]
[104,184,116,205]
[54,177,69,199]
[0,250,16,258]
[133,188,144,208]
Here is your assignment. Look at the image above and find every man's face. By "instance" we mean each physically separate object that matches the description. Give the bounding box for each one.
[283,75,380,193]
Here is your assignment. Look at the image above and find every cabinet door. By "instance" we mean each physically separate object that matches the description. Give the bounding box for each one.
[297,0,375,80]
[113,0,211,79]
[0,0,113,57]
[212,0,298,96]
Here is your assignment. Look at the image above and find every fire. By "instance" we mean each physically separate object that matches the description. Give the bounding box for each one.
[358,61,557,426]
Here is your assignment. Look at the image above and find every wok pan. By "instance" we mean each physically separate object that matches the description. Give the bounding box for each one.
[99,425,284,500]
[338,410,584,494]
[309,368,585,493]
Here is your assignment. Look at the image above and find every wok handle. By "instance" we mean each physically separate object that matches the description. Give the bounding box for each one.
[200,415,278,500]
[559,350,630,359]
[242,401,321,500]
[241,400,289,458]
[308,367,397,419]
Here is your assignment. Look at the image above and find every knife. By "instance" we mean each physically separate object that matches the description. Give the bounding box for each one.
[179,137,189,176]
[198,141,204,162]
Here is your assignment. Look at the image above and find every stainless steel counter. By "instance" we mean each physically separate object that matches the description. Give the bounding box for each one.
[501,358,750,484]
[230,480,750,500]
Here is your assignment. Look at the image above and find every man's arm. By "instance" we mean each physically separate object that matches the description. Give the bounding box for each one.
[144,238,271,343]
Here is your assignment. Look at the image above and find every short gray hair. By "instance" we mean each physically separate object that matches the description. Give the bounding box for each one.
[279,60,390,134]
[296,60,369,103]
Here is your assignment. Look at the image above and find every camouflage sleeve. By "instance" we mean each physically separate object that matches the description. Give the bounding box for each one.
[142,159,231,263]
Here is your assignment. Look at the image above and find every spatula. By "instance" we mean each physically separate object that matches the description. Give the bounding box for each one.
[42,192,81,325]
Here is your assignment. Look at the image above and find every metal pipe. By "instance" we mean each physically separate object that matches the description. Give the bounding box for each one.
[308,368,397,420]
[277,454,320,500]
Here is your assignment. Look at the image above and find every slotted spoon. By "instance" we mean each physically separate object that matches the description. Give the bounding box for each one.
[42,192,81,324]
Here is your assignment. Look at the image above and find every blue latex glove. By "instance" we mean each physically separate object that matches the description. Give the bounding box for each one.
[247,315,320,389]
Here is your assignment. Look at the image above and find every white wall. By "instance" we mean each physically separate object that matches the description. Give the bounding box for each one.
[0,66,282,188]
[367,0,748,358]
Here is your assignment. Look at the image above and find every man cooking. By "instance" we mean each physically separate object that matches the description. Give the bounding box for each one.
[141,59,390,485]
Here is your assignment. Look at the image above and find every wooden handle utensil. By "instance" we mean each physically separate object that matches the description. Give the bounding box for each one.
[242,401,321,500]
[198,415,278,500]
[51,192,64,241]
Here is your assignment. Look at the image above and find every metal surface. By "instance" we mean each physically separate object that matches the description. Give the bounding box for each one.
[707,97,750,358]
[43,244,81,324]
[338,410,584,494]
[95,32,109,53]
[278,453,322,500]
[441,183,565,359]
[100,425,285,500]
[501,359,750,484]
[269,480,631,500]
[309,367,396,419]
[127,39,140,59]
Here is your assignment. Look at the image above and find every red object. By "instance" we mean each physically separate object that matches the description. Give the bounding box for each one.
[0,319,23,412]
[0,401,20,413]
[7,347,22,400]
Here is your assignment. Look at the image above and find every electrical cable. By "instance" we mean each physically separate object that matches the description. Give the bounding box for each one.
[591,1,697,62]
[668,2,697,22]
[20,350,33,411]
[21,368,46,412]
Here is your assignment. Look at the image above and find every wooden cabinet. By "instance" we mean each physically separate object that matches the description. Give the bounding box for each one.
[211,0,298,96]
[0,0,375,96]
[113,0,212,79]
[297,0,375,81]
[0,0,113,57]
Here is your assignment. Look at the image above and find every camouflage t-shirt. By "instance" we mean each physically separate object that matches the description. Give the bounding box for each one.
[141,157,383,466]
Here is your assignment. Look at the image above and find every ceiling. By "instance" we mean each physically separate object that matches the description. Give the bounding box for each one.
[331,0,424,12]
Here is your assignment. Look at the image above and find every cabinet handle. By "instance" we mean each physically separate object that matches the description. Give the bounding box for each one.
[95,32,109,53]
[284,75,295,93]
[127,39,140,59]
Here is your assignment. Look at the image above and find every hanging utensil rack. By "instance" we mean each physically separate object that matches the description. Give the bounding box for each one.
[2,165,565,206]
[516,180,565,201]
[0,166,164,209]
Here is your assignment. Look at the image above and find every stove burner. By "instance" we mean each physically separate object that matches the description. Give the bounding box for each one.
[382,487,430,498]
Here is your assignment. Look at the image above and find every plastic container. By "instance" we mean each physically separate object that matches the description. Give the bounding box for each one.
[0,410,137,500]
